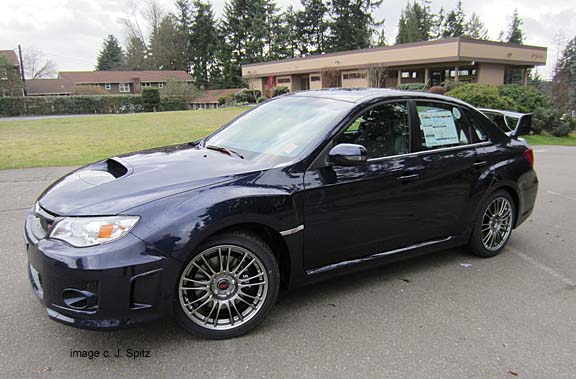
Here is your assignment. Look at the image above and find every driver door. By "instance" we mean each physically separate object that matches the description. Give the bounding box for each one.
[302,101,425,270]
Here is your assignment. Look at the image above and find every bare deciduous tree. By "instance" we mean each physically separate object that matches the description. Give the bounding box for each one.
[23,48,57,79]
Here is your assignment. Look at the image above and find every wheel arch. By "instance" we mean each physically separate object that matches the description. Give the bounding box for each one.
[193,222,292,290]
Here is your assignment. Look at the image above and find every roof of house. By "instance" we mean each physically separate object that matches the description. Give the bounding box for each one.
[26,79,73,95]
[191,88,243,104]
[58,70,193,83]
[0,50,20,66]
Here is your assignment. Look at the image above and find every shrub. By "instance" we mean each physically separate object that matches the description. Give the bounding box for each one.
[446,84,515,110]
[160,97,189,111]
[497,84,548,113]
[551,120,573,137]
[531,106,571,135]
[142,87,161,112]
[442,80,464,92]
[396,83,427,92]
[234,89,261,103]
[271,86,289,97]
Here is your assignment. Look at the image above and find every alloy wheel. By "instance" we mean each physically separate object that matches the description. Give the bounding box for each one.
[481,197,513,251]
[178,245,269,331]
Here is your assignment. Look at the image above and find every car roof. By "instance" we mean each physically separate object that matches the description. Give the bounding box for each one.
[288,88,471,106]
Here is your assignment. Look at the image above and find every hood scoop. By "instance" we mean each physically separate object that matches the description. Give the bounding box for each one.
[77,158,130,185]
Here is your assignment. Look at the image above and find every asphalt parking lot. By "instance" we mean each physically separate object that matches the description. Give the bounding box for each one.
[1,146,575,378]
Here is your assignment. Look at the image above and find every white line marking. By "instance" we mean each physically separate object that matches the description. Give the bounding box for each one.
[547,191,576,202]
[508,246,575,287]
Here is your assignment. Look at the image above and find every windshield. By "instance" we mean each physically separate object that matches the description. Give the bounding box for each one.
[205,96,353,163]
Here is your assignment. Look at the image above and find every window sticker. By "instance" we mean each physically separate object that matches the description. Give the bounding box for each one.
[452,107,461,120]
[418,109,460,147]
[282,143,299,154]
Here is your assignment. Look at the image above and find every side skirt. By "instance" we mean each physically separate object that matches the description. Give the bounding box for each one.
[306,236,455,276]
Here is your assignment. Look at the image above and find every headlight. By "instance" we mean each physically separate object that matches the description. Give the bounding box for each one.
[49,216,140,247]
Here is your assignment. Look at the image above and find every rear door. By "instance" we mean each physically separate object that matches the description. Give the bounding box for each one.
[411,100,489,240]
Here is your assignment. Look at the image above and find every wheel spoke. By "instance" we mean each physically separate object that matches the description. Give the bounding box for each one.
[239,272,264,283]
[239,281,266,289]
[236,296,257,309]
[192,262,211,278]
[225,301,234,326]
[239,291,261,301]
[218,248,224,273]
[236,258,255,277]
[231,251,248,274]
[181,286,209,291]
[230,299,243,322]
[204,301,217,325]
[201,255,217,275]
[213,302,222,327]
[225,247,232,272]
[182,277,210,285]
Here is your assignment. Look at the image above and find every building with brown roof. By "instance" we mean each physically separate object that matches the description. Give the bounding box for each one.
[242,37,548,93]
[190,88,243,109]
[26,70,194,96]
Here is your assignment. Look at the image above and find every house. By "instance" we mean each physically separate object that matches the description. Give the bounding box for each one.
[242,37,548,93]
[0,49,24,96]
[26,70,194,96]
[189,88,243,109]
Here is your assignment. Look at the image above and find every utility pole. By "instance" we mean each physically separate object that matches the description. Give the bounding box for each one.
[18,44,27,96]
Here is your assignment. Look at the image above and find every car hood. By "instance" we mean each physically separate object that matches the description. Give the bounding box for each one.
[38,143,267,216]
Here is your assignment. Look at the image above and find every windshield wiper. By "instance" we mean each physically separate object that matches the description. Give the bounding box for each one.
[205,144,244,159]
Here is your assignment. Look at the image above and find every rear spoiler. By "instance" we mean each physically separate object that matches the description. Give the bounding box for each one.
[478,108,531,138]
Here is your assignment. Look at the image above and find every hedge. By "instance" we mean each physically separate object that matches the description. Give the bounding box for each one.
[0,95,143,117]
[0,95,194,117]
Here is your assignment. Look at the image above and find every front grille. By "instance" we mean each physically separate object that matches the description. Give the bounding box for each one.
[30,204,56,240]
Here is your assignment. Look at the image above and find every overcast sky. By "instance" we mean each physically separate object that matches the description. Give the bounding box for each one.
[1,0,574,79]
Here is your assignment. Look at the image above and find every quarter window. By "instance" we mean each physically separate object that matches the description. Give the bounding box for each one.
[416,102,473,149]
[336,102,410,159]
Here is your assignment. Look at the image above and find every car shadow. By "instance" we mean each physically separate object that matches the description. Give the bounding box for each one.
[56,246,477,348]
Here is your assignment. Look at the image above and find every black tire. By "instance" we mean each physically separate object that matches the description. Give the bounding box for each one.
[174,231,280,339]
[467,190,516,258]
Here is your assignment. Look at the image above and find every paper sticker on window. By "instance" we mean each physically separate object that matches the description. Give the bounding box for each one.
[452,107,461,120]
[418,109,459,147]
[282,143,299,154]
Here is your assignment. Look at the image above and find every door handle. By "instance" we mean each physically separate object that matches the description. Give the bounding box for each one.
[472,161,488,168]
[396,174,420,183]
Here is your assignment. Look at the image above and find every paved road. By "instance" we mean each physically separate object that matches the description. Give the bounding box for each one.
[1,147,575,378]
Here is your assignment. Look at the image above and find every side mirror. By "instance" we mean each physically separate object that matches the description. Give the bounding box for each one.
[328,143,368,166]
[511,114,532,138]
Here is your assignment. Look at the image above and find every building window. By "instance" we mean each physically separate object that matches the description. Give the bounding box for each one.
[104,83,111,90]
[401,72,410,78]
[310,76,321,82]
[158,82,164,88]
[277,78,290,84]
[343,72,367,80]
[142,82,151,87]
[119,83,130,93]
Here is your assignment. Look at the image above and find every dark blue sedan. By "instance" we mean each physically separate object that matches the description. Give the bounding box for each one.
[25,89,538,339]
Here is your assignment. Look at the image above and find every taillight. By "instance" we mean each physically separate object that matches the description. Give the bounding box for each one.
[524,148,534,167]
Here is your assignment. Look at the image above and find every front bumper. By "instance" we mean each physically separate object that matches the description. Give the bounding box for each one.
[25,217,181,330]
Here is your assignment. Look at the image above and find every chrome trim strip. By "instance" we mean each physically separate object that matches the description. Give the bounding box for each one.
[366,142,492,163]
[280,224,304,236]
[306,236,453,275]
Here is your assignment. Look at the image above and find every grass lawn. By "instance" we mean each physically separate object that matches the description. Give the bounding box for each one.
[525,133,576,146]
[0,107,249,170]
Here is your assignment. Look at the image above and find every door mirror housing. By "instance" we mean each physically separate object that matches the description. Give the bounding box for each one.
[328,143,368,166]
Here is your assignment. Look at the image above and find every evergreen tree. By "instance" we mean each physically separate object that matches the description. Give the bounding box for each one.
[375,25,387,46]
[431,6,445,40]
[396,1,433,44]
[328,0,383,52]
[189,0,219,86]
[124,36,149,70]
[465,13,489,40]
[270,6,300,59]
[502,9,524,44]
[218,0,278,86]
[148,15,181,70]
[174,0,193,71]
[96,34,124,71]
[297,0,329,55]
[442,0,466,38]
[554,36,576,111]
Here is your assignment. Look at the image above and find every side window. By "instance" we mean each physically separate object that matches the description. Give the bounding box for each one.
[416,102,473,150]
[335,102,410,159]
